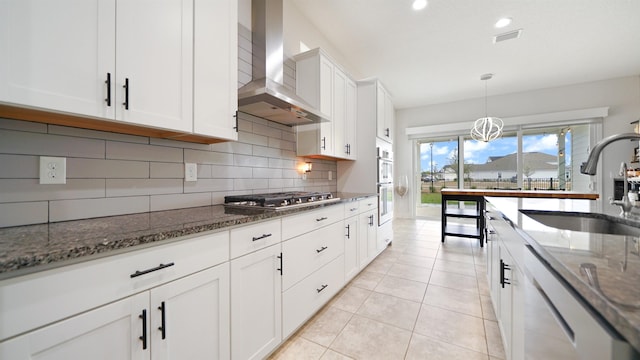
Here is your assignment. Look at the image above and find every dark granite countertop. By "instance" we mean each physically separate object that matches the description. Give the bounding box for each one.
[0,192,376,280]
[486,197,640,353]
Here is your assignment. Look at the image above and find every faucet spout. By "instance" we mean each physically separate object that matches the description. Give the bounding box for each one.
[580,133,640,175]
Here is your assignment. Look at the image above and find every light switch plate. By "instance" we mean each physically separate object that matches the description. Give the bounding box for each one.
[39,156,66,184]
[185,163,197,182]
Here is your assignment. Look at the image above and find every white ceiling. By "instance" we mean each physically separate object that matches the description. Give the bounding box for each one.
[290,0,640,109]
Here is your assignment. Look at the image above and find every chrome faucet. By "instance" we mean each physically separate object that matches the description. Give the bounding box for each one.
[580,132,640,218]
[580,133,640,175]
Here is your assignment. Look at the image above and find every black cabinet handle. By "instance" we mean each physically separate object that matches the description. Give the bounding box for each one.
[233,111,238,132]
[500,259,511,288]
[277,253,283,275]
[385,128,390,137]
[252,233,272,241]
[321,137,326,150]
[316,284,328,293]
[158,301,166,339]
[130,262,175,278]
[105,73,111,106]
[316,217,328,222]
[346,224,351,239]
[369,215,374,226]
[139,309,147,350]
[316,246,328,253]
[123,78,129,109]
[350,207,357,212]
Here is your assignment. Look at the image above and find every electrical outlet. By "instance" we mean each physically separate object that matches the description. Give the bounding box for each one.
[185,163,197,182]
[39,156,66,184]
[328,170,333,180]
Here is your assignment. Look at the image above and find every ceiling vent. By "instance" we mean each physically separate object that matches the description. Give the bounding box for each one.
[493,29,522,43]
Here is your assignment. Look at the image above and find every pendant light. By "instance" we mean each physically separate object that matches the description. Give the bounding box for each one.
[471,73,503,142]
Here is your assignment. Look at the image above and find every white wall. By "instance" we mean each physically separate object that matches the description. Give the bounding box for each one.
[394,76,640,218]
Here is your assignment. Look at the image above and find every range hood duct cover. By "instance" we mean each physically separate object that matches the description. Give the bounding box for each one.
[237,0,326,126]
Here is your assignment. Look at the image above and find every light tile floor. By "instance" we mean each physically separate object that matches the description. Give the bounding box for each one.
[270,218,505,360]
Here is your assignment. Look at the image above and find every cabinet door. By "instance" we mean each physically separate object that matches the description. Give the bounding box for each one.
[345,77,357,159]
[384,89,394,142]
[499,247,514,358]
[0,292,149,360]
[333,68,347,158]
[376,83,387,140]
[318,56,334,156]
[231,244,282,360]
[115,0,193,132]
[0,0,115,119]
[150,263,230,360]
[344,216,359,281]
[359,209,377,267]
[193,0,237,139]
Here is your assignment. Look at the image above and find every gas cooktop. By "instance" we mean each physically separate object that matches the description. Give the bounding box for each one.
[224,191,340,210]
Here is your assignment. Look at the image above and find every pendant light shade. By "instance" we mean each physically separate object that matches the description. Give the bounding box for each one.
[471,74,503,142]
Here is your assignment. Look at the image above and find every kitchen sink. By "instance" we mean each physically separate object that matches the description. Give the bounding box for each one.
[520,209,640,237]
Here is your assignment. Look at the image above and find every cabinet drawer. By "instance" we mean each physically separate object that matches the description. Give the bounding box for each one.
[0,231,229,341]
[230,219,281,259]
[358,197,377,213]
[344,202,359,217]
[282,221,344,290]
[281,205,343,240]
[282,255,345,338]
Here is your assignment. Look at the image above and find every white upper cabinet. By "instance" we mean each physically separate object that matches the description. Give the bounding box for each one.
[0,0,116,119]
[0,0,238,142]
[193,0,238,140]
[115,0,193,132]
[295,48,357,160]
[376,82,395,143]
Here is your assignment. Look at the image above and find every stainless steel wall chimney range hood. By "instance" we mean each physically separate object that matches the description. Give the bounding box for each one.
[237,0,326,126]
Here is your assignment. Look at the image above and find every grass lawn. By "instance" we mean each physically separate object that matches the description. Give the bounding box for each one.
[421,192,441,204]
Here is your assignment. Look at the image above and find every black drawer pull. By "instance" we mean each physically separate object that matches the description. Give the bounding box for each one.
[139,309,147,350]
[316,284,328,293]
[158,301,166,339]
[252,233,272,241]
[277,253,283,275]
[346,224,351,239]
[316,246,328,253]
[500,259,511,288]
[130,262,175,278]
[105,72,111,106]
[316,217,328,222]
[123,77,129,109]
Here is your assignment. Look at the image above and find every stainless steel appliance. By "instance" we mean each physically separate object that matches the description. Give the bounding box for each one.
[523,246,637,360]
[224,191,340,211]
[377,143,393,225]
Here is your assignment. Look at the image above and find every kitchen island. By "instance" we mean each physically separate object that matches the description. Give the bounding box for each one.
[486,196,640,356]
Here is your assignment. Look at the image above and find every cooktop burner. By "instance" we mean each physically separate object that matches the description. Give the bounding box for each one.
[224,191,339,209]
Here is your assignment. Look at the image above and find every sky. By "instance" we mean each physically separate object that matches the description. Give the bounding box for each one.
[419,133,572,173]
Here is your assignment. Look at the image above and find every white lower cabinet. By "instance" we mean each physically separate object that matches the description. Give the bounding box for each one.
[360,209,378,267]
[230,243,282,360]
[282,255,344,338]
[0,263,230,360]
[344,215,359,281]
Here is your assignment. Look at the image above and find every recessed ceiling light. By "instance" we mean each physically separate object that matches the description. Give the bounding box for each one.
[495,17,512,28]
[412,0,427,11]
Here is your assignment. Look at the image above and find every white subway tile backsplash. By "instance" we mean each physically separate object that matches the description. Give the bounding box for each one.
[0,179,105,203]
[106,141,183,163]
[211,165,252,178]
[0,202,48,227]
[197,164,213,179]
[0,155,39,178]
[252,123,282,139]
[234,154,269,168]
[150,162,184,179]
[252,145,283,158]
[106,179,183,197]
[238,132,268,146]
[67,158,149,179]
[184,149,234,165]
[253,167,282,179]
[150,192,212,212]
[184,179,234,193]
[0,118,47,133]
[234,178,269,191]
[50,196,150,222]
[48,125,149,144]
[237,117,253,132]
[0,129,105,158]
